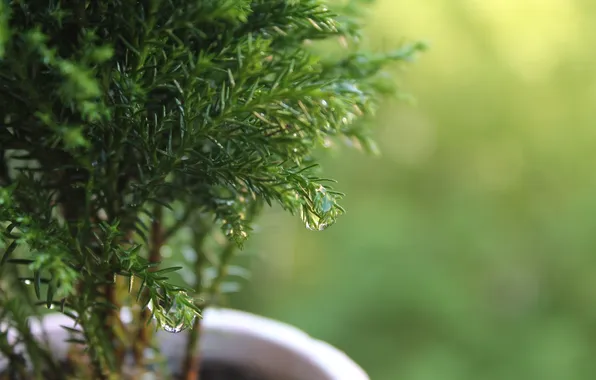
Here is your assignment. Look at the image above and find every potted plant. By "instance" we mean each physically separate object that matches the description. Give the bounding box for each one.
[0,0,424,379]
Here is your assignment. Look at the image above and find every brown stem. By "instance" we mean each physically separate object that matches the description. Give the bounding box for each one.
[182,317,202,380]
[184,202,261,378]
[182,237,236,380]
[60,181,112,379]
[134,205,163,364]
[104,280,116,346]
[182,215,211,380]
[107,226,137,372]
[207,242,237,304]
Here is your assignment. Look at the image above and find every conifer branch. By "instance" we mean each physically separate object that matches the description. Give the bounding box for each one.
[0,0,422,378]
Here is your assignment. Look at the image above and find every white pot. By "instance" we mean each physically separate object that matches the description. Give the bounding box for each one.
[1,308,368,380]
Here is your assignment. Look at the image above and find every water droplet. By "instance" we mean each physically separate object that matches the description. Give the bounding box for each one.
[23,279,32,285]
[314,186,334,213]
[319,199,333,213]
[306,220,328,231]
[147,292,196,334]
[300,208,330,231]
[161,322,186,334]
[321,100,328,107]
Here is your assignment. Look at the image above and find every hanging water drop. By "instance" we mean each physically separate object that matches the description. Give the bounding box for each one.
[315,186,333,213]
[300,208,331,231]
[319,198,333,213]
[147,292,197,334]
[159,310,196,334]
[161,321,187,334]
[305,220,328,231]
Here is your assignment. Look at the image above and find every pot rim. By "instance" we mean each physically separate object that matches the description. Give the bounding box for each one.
[2,308,368,380]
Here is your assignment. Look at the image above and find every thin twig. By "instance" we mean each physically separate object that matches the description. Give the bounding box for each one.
[182,215,211,380]
[183,242,237,380]
[134,205,163,364]
[182,238,237,380]
[206,242,237,306]
[183,202,261,379]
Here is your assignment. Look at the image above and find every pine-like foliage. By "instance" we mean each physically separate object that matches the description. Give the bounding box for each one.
[0,0,423,378]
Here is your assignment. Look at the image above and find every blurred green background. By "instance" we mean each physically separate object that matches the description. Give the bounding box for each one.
[234,1,596,379]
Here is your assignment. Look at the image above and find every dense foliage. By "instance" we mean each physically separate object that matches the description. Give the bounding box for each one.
[0,0,422,378]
